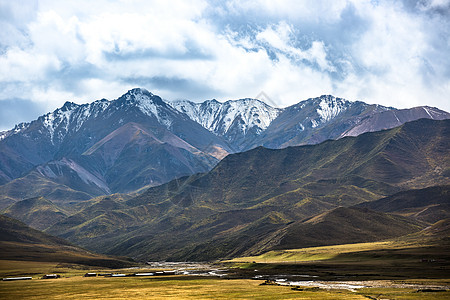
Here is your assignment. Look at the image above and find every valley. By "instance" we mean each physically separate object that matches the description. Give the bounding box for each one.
[2,0,450,296]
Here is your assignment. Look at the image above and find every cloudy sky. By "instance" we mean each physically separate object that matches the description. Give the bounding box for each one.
[1,0,449,131]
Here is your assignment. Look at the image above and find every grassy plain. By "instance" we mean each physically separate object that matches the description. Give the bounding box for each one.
[0,260,449,299]
[230,240,424,263]
[226,234,450,283]
[1,272,449,299]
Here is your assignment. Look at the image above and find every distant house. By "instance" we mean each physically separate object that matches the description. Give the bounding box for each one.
[42,274,60,279]
[134,273,154,276]
[2,277,32,281]
[84,273,97,277]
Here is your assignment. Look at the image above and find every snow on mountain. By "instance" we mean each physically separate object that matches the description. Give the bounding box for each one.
[0,122,30,141]
[316,95,350,123]
[117,88,176,129]
[38,99,111,144]
[2,88,178,145]
[0,88,235,195]
[171,99,222,131]
[171,98,282,136]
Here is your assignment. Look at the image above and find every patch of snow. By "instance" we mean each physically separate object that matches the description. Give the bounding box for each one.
[73,100,111,131]
[393,111,401,123]
[0,131,8,141]
[171,98,282,136]
[422,107,433,118]
[316,95,348,123]
[376,104,391,111]
[0,123,31,141]
[170,99,222,130]
[125,90,173,129]
[42,113,56,143]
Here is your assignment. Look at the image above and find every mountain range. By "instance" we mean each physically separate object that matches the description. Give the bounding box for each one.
[30,118,449,261]
[0,88,449,263]
[0,88,448,207]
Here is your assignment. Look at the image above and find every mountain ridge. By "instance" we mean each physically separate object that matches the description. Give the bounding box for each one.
[1,89,449,205]
[0,88,233,200]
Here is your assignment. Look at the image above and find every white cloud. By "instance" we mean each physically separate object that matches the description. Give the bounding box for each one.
[0,47,61,81]
[0,0,449,131]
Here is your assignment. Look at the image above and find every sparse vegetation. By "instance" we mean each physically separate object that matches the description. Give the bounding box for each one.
[0,262,448,300]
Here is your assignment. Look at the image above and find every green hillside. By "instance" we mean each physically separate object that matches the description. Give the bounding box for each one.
[232,218,450,264]
[0,171,93,210]
[241,207,426,256]
[0,214,134,268]
[357,185,450,223]
[2,197,68,230]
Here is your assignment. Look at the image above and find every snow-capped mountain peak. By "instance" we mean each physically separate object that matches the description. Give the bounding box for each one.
[171,97,282,139]
[316,95,351,123]
[115,88,175,128]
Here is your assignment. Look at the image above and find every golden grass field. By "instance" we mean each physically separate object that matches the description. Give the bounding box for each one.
[229,240,417,263]
[1,260,449,299]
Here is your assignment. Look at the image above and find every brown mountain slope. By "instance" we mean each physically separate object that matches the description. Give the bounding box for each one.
[0,214,134,267]
[242,207,426,256]
[357,185,450,223]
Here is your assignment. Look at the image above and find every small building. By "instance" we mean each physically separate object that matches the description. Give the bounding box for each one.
[84,273,97,277]
[134,273,154,276]
[163,270,176,275]
[42,274,60,279]
[2,277,32,281]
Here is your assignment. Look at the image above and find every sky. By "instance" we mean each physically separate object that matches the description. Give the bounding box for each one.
[0,0,449,131]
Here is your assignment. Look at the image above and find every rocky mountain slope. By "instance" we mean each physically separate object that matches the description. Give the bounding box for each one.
[247,95,449,148]
[171,98,281,151]
[172,95,450,150]
[0,88,232,200]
